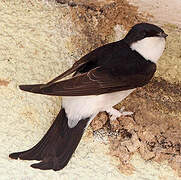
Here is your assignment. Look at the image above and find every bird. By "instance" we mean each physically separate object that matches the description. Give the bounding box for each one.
[9,23,167,171]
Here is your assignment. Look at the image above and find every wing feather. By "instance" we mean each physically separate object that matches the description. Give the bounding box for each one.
[19,61,156,96]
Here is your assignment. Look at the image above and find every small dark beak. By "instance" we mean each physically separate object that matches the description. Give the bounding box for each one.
[159,32,168,38]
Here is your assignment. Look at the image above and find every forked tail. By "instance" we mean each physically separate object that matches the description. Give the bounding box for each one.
[9,108,89,171]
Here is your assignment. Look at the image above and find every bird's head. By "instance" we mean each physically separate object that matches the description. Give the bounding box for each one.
[124,23,168,63]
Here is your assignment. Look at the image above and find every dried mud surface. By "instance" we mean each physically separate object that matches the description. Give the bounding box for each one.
[56,0,147,57]
[91,76,181,176]
[112,76,181,175]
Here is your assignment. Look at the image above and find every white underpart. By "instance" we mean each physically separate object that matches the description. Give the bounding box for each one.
[62,89,134,128]
[131,37,166,63]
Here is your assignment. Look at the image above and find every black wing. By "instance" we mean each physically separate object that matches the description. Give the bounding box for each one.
[19,55,156,96]
[43,40,126,87]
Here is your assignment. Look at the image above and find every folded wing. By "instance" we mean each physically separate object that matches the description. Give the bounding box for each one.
[19,60,156,96]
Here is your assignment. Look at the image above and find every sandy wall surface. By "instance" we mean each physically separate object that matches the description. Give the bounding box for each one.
[0,0,181,180]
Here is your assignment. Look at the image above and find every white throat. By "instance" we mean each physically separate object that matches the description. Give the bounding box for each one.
[130,37,166,63]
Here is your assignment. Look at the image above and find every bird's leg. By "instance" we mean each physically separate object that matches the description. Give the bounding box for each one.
[105,107,133,121]
[105,107,122,121]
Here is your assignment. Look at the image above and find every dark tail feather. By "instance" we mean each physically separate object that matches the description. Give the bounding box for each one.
[19,84,63,96]
[9,108,89,171]
[19,84,45,94]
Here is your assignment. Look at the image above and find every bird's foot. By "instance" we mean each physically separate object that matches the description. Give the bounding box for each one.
[105,107,133,121]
